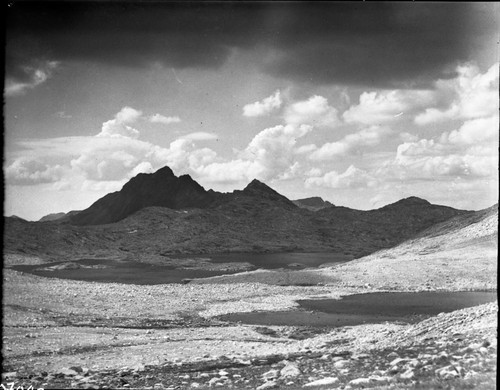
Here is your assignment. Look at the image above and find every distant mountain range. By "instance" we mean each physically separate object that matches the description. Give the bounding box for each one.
[4,165,478,259]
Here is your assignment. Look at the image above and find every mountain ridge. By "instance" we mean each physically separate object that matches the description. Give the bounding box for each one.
[4,165,475,260]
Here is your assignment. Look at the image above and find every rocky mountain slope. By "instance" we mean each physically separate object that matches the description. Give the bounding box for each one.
[4,165,471,261]
[310,203,498,291]
[292,197,334,211]
[70,166,221,225]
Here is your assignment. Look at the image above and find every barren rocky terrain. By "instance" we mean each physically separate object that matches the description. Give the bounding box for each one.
[2,204,497,389]
[2,170,497,389]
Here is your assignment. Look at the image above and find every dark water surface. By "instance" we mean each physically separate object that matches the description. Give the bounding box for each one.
[219,292,498,328]
[196,252,352,269]
[10,252,350,285]
[10,258,238,285]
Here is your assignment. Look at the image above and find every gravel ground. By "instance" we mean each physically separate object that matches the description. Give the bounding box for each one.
[2,248,497,389]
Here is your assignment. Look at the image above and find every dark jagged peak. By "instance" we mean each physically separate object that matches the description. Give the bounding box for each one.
[70,166,221,225]
[243,179,274,193]
[234,179,296,208]
[293,197,335,211]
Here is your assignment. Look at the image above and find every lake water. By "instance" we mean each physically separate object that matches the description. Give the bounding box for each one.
[182,252,353,269]
[10,252,351,285]
[218,291,498,327]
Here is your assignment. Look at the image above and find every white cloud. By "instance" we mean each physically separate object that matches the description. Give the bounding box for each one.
[343,90,435,125]
[5,157,65,185]
[69,138,167,181]
[305,165,378,189]
[5,60,59,96]
[97,106,143,139]
[379,116,499,181]
[195,124,312,184]
[178,132,218,141]
[415,63,499,125]
[399,132,419,142]
[6,107,219,186]
[295,144,318,155]
[309,126,392,160]
[241,124,312,180]
[284,95,339,127]
[149,113,181,124]
[194,159,260,184]
[129,162,155,177]
[243,90,282,117]
[440,116,499,146]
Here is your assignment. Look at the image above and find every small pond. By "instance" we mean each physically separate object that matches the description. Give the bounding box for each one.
[218,291,498,328]
[9,252,351,285]
[10,258,239,285]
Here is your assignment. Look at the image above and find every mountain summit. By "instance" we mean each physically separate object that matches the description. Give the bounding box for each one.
[70,166,218,225]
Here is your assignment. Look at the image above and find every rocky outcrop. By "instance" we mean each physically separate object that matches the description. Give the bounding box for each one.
[293,197,334,211]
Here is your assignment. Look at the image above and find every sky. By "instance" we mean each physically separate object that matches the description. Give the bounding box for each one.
[4,1,499,221]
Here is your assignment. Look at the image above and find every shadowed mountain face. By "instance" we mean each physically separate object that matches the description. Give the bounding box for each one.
[4,165,475,260]
[293,197,334,211]
[70,166,220,225]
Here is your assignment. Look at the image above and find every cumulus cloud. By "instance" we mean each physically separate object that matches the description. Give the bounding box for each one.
[343,90,435,125]
[399,132,419,142]
[5,60,59,96]
[440,116,498,146]
[243,90,282,117]
[196,124,312,184]
[284,95,339,127]
[5,157,65,185]
[414,63,499,125]
[305,165,377,189]
[379,116,499,181]
[310,126,392,160]
[7,106,218,187]
[149,113,181,124]
[241,124,312,180]
[194,160,260,184]
[96,106,143,139]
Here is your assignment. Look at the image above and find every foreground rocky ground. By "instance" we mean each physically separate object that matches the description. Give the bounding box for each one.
[2,208,498,389]
[2,253,497,390]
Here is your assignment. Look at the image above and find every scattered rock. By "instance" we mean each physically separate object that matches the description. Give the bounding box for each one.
[280,362,301,378]
[256,380,278,390]
[56,367,79,377]
[400,368,415,380]
[261,369,279,381]
[334,359,349,369]
[304,377,339,387]
[349,377,371,387]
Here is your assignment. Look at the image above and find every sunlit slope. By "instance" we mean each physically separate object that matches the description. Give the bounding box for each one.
[317,205,498,290]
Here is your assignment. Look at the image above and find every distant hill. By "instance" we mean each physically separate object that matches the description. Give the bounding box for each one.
[3,165,471,260]
[293,197,334,211]
[39,210,81,222]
